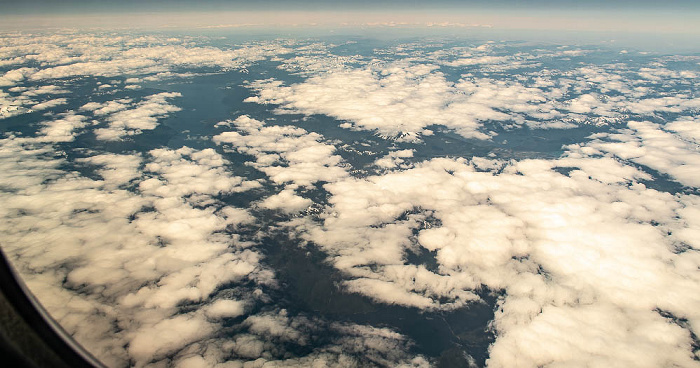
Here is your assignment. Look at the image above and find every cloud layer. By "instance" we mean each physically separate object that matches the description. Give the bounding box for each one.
[247,43,700,141]
[1,30,699,368]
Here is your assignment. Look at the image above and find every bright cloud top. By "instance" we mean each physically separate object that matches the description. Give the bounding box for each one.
[0,30,699,368]
[247,45,700,141]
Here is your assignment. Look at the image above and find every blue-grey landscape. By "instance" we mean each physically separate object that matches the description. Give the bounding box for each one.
[1,1,699,367]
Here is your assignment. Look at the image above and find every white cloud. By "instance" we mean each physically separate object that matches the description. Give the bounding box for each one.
[213,115,349,187]
[140,146,261,198]
[445,55,511,67]
[245,64,498,141]
[21,84,70,96]
[128,313,214,364]
[625,96,700,115]
[373,149,414,169]
[0,32,295,121]
[0,133,269,366]
[35,113,88,142]
[31,97,67,110]
[91,92,181,140]
[329,323,430,368]
[275,42,362,76]
[243,310,305,343]
[246,43,700,140]
[80,98,131,116]
[0,89,34,118]
[260,188,313,213]
[194,316,430,368]
[585,120,700,187]
[281,151,700,367]
[0,33,292,84]
[665,116,700,145]
[0,67,36,86]
[77,153,142,188]
[1,85,70,119]
[203,299,246,319]
[3,32,700,368]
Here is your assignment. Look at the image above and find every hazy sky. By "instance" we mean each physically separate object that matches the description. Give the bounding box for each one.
[0,0,698,36]
[3,0,699,12]
[3,0,700,14]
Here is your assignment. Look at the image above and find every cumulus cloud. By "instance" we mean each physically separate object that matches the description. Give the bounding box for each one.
[81,98,131,116]
[666,116,700,144]
[205,102,699,367]
[276,41,363,76]
[585,120,700,187]
[31,97,67,110]
[1,110,431,366]
[245,42,700,140]
[0,32,294,122]
[0,66,36,86]
[287,152,700,367]
[211,110,698,365]
[3,31,700,368]
[128,313,215,364]
[243,309,305,343]
[35,113,88,142]
[204,311,428,367]
[203,299,246,319]
[77,153,143,188]
[159,308,430,367]
[329,323,430,368]
[245,64,499,141]
[259,188,313,213]
[373,149,414,169]
[214,115,349,187]
[0,33,293,85]
[1,85,70,119]
[140,146,261,198]
[243,62,577,140]
[91,92,182,140]
[21,84,70,96]
[0,129,268,366]
[0,89,32,118]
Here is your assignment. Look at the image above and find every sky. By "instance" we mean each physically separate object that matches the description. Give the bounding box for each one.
[0,0,699,35]
[1,5,700,367]
[3,0,700,13]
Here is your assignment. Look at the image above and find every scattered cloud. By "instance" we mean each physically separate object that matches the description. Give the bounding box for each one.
[214,115,349,187]
[1,31,699,368]
[90,92,181,140]
[35,113,88,142]
[0,128,268,366]
[0,33,292,84]
[373,149,414,169]
[260,188,313,213]
[285,152,700,366]
[245,64,498,141]
[31,97,67,111]
[248,43,700,140]
[585,120,700,187]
